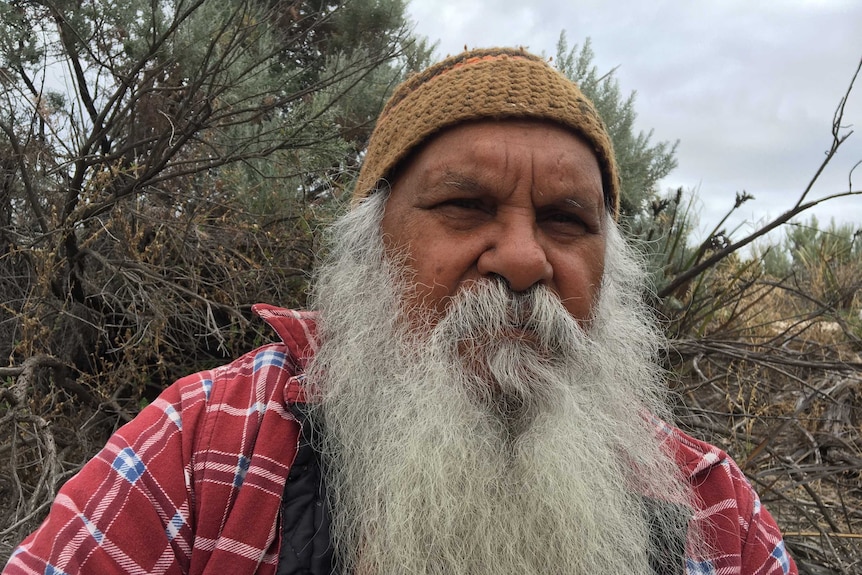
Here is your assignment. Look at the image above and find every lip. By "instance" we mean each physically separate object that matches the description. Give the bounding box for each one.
[498,325,541,344]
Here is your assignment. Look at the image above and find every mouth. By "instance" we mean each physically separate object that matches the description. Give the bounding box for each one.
[499,324,540,343]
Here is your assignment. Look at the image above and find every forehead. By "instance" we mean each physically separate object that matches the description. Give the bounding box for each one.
[394,120,605,208]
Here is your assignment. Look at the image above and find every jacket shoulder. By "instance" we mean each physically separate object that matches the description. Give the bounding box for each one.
[655,419,797,574]
[252,304,317,363]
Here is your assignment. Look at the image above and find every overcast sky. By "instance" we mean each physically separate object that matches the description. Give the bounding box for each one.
[406,0,862,243]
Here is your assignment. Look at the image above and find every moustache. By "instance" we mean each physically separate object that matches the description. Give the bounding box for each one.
[430,279,591,358]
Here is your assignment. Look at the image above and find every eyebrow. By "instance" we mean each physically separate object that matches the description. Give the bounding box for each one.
[434,169,604,211]
[439,171,490,194]
[563,197,601,211]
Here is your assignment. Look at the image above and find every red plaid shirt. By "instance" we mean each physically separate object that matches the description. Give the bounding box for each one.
[4,304,796,574]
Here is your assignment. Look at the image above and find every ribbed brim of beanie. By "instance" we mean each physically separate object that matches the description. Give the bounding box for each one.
[351,47,620,218]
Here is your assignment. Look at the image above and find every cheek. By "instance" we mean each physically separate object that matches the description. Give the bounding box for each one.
[559,286,600,324]
[554,249,606,323]
[400,243,479,319]
[410,255,460,305]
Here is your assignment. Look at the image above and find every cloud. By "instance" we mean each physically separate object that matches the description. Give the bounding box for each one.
[407,0,862,237]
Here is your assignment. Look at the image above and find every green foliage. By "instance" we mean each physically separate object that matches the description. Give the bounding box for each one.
[0,0,434,554]
[329,0,408,54]
[555,31,678,219]
[624,187,755,337]
[0,0,426,443]
[758,216,862,315]
[626,187,697,289]
[758,244,792,279]
[784,216,861,266]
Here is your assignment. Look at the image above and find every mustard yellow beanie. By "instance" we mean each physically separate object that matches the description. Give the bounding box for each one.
[352,47,620,217]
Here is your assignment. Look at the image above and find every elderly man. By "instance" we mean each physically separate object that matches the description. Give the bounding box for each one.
[4,48,796,575]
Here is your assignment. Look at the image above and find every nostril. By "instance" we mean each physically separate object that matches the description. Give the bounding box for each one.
[490,273,510,291]
[476,230,553,293]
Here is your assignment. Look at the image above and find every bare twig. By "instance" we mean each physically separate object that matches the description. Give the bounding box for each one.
[658,56,862,300]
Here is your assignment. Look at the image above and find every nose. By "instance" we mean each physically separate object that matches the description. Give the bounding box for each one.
[476,217,553,292]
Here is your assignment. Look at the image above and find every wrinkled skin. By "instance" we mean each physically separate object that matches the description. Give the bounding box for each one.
[380,120,608,328]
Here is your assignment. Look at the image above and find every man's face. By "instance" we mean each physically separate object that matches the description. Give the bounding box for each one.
[379,120,607,327]
[308,144,694,572]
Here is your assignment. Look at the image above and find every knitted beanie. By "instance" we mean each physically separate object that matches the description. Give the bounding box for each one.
[352,47,620,218]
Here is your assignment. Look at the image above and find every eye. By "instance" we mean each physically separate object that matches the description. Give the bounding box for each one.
[540,210,589,235]
[426,196,494,231]
[546,211,581,224]
[439,198,486,211]
[433,197,492,216]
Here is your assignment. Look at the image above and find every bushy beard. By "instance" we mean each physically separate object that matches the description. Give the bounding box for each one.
[304,192,696,574]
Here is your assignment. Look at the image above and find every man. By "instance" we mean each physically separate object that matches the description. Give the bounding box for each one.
[4,48,796,574]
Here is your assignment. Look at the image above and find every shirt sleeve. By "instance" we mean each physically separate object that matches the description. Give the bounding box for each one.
[2,372,211,575]
[736,468,797,575]
[688,451,798,575]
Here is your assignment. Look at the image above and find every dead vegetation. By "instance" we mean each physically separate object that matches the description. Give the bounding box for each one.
[656,220,862,573]
[671,312,861,573]
[0,0,421,561]
[629,54,862,574]
[0,8,859,571]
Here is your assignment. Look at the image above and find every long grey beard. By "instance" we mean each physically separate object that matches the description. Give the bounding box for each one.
[305,193,695,574]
